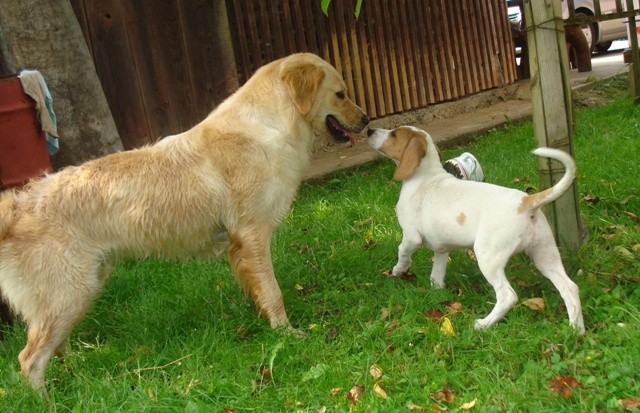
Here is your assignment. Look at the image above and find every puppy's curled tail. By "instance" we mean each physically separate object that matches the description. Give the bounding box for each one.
[521,148,576,212]
[0,191,15,240]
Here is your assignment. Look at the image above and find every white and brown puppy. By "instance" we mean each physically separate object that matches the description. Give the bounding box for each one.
[0,52,369,396]
[367,126,584,334]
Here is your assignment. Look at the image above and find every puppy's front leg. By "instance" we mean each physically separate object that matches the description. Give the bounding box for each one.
[228,226,289,328]
[392,232,421,276]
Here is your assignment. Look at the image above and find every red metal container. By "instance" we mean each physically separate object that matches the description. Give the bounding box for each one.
[0,75,52,189]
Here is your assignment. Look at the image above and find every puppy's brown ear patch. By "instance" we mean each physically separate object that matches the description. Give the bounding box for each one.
[281,63,326,115]
[393,137,426,181]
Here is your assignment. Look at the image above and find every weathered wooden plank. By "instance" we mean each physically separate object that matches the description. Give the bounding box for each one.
[454,0,474,95]
[333,1,356,100]
[433,0,452,100]
[407,1,428,106]
[84,0,150,148]
[354,6,377,118]
[439,0,459,99]
[397,0,419,107]
[179,0,238,119]
[344,0,367,110]
[226,0,252,83]
[370,1,395,114]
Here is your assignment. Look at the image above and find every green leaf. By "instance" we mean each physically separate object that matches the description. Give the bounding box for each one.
[321,0,331,16]
[355,0,363,18]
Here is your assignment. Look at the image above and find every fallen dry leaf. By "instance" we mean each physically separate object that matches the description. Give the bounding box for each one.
[237,325,249,338]
[430,405,448,412]
[258,365,271,382]
[386,319,400,332]
[549,375,584,399]
[407,403,427,411]
[459,398,477,410]
[373,381,388,399]
[346,384,365,403]
[425,309,444,322]
[380,307,390,319]
[442,301,464,314]
[430,389,455,403]
[147,387,156,401]
[369,364,383,381]
[582,194,600,204]
[440,317,456,336]
[224,408,237,413]
[330,387,343,397]
[624,211,640,222]
[620,398,640,410]
[325,327,338,341]
[522,297,546,312]
[614,246,635,261]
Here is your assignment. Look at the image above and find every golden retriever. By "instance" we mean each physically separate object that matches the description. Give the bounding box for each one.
[0,52,369,396]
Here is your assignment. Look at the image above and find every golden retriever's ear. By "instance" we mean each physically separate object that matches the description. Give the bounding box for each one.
[281,63,326,116]
[393,137,427,181]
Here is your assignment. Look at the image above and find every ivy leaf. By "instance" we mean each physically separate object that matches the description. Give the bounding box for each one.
[321,0,331,16]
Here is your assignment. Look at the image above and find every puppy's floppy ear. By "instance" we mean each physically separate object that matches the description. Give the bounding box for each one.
[281,62,326,115]
[393,137,426,181]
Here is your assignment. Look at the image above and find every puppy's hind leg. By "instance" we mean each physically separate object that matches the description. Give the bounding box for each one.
[429,251,449,289]
[527,236,585,334]
[392,231,421,276]
[473,249,518,330]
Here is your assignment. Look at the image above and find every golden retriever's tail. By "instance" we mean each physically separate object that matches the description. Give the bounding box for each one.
[520,148,576,213]
[0,190,15,240]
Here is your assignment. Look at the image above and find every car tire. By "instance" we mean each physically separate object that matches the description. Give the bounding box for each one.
[576,12,595,53]
[595,42,612,53]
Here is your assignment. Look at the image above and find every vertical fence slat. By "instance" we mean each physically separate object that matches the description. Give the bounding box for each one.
[370,1,395,114]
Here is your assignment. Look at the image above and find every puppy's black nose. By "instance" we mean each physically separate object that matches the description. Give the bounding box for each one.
[361,114,370,126]
[367,128,376,137]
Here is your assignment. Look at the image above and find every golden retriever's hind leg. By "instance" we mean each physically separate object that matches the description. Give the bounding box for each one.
[228,228,290,328]
[19,321,72,399]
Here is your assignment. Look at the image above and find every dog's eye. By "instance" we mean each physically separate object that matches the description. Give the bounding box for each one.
[336,91,345,100]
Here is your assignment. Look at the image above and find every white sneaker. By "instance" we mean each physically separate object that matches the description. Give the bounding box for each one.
[443,152,484,182]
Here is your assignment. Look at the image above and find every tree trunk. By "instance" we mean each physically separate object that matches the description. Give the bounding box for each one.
[0,0,123,169]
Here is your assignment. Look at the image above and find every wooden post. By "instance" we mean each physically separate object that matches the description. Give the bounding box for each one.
[627,0,640,97]
[523,0,583,251]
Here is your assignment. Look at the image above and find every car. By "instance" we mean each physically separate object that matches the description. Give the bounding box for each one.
[506,0,628,53]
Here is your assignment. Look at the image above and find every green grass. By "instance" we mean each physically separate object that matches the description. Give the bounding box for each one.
[1,76,639,411]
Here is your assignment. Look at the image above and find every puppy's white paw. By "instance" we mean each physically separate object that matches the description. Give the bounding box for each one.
[473,319,490,330]
[430,279,445,289]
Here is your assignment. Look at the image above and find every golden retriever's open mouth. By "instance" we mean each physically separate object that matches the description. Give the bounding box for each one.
[326,115,355,145]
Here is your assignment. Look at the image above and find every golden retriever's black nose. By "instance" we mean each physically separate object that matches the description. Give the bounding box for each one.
[361,114,370,126]
[367,128,376,137]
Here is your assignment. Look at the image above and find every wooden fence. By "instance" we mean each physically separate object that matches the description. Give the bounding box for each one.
[227,0,518,119]
[72,0,517,149]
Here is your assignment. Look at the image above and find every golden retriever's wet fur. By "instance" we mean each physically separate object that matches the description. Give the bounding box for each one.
[0,53,368,396]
